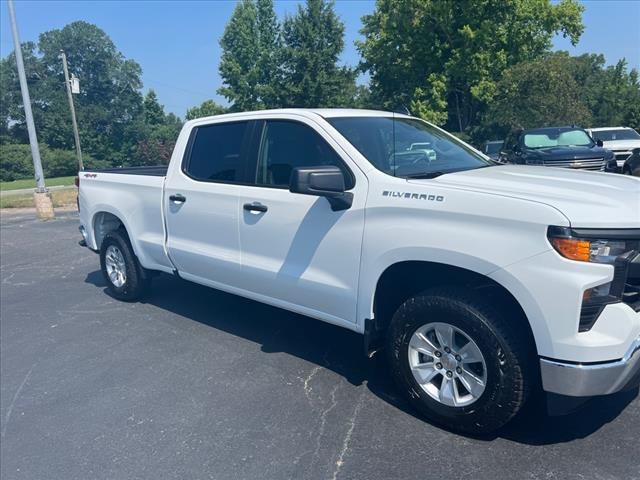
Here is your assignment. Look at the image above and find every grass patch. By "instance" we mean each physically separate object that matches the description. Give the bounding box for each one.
[0,176,77,191]
[0,187,77,209]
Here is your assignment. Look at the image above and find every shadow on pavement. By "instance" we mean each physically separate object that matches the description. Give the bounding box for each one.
[85,270,638,446]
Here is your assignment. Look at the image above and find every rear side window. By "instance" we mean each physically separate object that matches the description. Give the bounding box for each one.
[255,120,354,189]
[184,121,249,182]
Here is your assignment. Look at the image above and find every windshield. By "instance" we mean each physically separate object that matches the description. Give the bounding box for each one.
[328,116,492,178]
[592,129,640,141]
[485,142,503,154]
[523,128,593,149]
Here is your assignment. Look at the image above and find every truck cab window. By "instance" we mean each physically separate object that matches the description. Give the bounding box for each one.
[185,121,249,182]
[255,120,354,189]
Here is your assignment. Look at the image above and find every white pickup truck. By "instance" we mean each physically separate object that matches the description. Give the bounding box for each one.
[78,109,640,433]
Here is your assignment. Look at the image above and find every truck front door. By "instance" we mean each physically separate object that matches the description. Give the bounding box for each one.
[235,118,367,326]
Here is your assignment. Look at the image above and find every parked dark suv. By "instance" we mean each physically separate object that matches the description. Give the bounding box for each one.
[499,126,616,172]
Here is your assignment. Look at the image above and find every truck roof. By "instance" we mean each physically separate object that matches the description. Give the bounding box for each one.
[589,126,631,131]
[186,108,411,126]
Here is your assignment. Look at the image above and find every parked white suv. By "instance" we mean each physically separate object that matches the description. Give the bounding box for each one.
[78,109,640,434]
[588,127,640,171]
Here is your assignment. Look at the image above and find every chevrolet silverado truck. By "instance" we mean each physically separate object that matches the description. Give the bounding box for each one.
[78,109,640,434]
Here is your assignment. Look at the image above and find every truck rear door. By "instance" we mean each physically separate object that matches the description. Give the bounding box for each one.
[164,119,254,289]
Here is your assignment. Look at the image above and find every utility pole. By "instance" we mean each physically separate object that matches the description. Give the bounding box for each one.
[7,0,54,219]
[60,50,83,171]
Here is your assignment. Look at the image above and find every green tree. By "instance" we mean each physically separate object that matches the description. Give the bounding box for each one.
[1,22,144,165]
[38,21,143,162]
[0,144,33,180]
[0,143,106,181]
[143,90,166,126]
[590,60,640,129]
[133,122,181,166]
[0,41,44,145]
[134,92,182,166]
[486,53,592,132]
[482,51,640,138]
[218,0,282,110]
[185,100,228,120]
[255,0,282,107]
[279,0,356,107]
[358,0,584,130]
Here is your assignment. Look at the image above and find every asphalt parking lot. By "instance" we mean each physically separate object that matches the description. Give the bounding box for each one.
[1,211,639,480]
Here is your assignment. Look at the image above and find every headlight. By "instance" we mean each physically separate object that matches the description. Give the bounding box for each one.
[547,226,639,264]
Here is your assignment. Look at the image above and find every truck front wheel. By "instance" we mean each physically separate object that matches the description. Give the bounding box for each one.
[99,229,149,301]
[387,287,534,434]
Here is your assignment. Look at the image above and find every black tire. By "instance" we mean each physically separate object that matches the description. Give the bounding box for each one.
[99,229,149,301]
[386,287,535,434]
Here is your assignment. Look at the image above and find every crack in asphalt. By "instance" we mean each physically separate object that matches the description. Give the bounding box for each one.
[1,363,36,438]
[330,390,366,480]
[307,384,340,478]
[302,366,322,406]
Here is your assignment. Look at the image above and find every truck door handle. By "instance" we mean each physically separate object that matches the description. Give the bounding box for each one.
[169,194,186,204]
[243,202,268,213]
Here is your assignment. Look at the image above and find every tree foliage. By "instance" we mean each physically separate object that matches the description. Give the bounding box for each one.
[358,0,585,130]
[484,52,640,138]
[1,22,144,162]
[143,90,166,126]
[218,0,357,110]
[3,5,639,183]
[1,22,183,177]
[279,0,357,108]
[487,54,591,130]
[0,143,106,181]
[186,100,228,120]
[133,91,182,166]
[218,0,282,110]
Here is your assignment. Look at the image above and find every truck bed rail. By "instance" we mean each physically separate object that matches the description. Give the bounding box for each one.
[84,166,168,177]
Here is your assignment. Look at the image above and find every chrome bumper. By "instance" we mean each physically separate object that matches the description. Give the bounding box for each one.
[540,337,640,397]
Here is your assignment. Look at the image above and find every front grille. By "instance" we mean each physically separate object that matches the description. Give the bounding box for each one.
[624,254,640,311]
[611,150,632,161]
[579,302,608,332]
[580,252,639,332]
[543,157,605,171]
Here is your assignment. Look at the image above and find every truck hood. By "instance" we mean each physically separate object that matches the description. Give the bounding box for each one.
[523,145,607,161]
[410,165,640,228]
[601,139,640,150]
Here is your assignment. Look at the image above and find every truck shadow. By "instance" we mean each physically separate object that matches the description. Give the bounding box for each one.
[86,270,637,446]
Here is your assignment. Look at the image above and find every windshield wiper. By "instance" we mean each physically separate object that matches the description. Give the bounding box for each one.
[404,171,448,179]
[405,164,496,179]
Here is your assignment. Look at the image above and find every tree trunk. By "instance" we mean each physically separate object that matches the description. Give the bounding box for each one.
[454,93,463,133]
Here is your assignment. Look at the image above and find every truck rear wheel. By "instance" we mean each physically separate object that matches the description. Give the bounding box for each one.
[386,287,534,434]
[100,229,149,301]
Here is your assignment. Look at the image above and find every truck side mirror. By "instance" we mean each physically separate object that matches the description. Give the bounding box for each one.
[596,139,604,147]
[289,166,353,211]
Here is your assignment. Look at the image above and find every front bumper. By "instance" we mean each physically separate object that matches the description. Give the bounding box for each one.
[540,336,640,397]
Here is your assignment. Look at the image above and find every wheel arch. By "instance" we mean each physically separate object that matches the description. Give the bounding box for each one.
[364,260,539,357]
[92,209,132,252]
